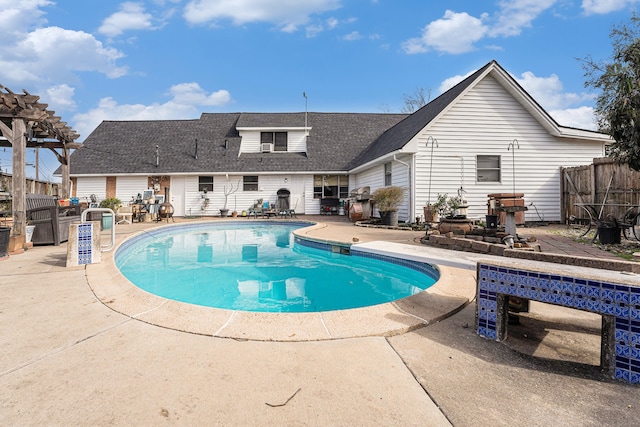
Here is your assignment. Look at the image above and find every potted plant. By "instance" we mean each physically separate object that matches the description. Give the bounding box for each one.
[424,193,447,223]
[445,195,463,218]
[220,179,240,217]
[372,186,405,226]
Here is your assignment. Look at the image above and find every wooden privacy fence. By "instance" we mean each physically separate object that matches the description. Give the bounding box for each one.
[561,157,640,223]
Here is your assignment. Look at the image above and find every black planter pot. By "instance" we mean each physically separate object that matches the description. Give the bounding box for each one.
[597,226,621,245]
[380,210,398,227]
[0,226,10,258]
[486,214,498,229]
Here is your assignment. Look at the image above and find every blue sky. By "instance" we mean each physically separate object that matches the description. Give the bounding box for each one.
[0,0,637,181]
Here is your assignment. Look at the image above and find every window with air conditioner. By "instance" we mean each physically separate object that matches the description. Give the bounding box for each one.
[261,131,287,152]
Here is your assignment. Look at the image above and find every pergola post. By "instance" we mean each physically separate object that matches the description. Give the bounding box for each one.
[11,119,26,238]
[61,162,70,198]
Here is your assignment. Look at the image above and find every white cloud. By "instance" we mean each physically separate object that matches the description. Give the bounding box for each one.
[490,0,557,37]
[45,84,77,112]
[438,70,476,93]
[402,10,488,54]
[98,2,157,37]
[72,83,232,137]
[0,3,128,88]
[513,71,594,110]
[342,31,362,41]
[305,15,352,38]
[549,106,597,129]
[306,24,324,38]
[183,0,342,32]
[403,1,558,55]
[167,82,232,106]
[15,27,128,79]
[0,0,52,38]
[582,0,640,14]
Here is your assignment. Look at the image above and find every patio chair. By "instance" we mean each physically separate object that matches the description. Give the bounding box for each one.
[116,205,133,224]
[248,200,264,218]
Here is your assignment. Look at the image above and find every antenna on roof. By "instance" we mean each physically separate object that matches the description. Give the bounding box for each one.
[195,138,198,159]
[303,92,308,136]
[155,144,159,167]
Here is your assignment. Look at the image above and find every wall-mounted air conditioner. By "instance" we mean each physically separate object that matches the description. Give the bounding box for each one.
[261,143,272,153]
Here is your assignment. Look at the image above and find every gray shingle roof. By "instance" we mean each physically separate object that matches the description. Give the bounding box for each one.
[68,61,500,176]
[68,112,407,175]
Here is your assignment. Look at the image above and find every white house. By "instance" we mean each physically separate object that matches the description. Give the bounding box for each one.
[67,60,609,223]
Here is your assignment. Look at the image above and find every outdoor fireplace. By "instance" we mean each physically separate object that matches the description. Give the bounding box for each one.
[158,187,174,222]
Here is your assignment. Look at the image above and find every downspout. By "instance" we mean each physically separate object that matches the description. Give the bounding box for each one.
[393,154,411,223]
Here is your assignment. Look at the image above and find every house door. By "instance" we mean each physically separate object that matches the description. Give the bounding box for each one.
[170,176,185,216]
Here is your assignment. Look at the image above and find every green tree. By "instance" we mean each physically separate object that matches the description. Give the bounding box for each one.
[582,14,640,170]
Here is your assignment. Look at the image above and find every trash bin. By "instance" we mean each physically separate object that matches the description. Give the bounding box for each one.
[0,226,10,258]
[102,213,113,230]
[597,226,620,244]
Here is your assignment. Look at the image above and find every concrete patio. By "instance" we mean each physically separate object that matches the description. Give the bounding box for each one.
[1,216,639,425]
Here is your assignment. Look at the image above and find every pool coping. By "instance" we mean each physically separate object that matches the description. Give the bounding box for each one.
[86,220,478,341]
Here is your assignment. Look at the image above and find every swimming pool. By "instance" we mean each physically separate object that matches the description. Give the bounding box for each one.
[115,222,438,313]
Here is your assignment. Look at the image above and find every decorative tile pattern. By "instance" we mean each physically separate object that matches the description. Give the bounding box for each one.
[476,263,640,385]
[353,250,439,278]
[77,223,93,265]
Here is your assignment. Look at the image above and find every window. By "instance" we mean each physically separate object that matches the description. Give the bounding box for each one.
[313,175,349,199]
[243,175,258,191]
[384,162,392,186]
[477,155,501,182]
[261,132,288,152]
[198,176,213,193]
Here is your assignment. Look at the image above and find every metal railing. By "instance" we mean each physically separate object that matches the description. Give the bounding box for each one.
[81,208,115,252]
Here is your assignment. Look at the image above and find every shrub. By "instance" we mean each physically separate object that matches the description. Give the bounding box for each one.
[372,186,405,212]
[99,197,122,211]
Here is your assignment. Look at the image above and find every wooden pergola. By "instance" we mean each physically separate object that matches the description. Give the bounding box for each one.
[0,85,82,244]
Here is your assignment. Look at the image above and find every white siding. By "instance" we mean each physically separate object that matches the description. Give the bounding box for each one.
[182,174,313,216]
[75,177,106,203]
[354,157,412,222]
[238,130,307,153]
[412,75,604,222]
[115,177,148,204]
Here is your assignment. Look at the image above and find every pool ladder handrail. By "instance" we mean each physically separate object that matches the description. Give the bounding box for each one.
[81,208,115,252]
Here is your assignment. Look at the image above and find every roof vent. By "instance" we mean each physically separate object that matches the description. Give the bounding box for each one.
[261,143,272,153]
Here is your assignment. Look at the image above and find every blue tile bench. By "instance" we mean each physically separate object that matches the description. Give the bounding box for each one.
[476,258,640,385]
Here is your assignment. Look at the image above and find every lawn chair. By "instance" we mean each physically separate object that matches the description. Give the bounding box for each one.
[248,199,264,218]
[116,204,133,224]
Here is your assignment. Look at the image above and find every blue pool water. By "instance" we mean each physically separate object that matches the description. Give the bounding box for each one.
[115,222,438,313]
